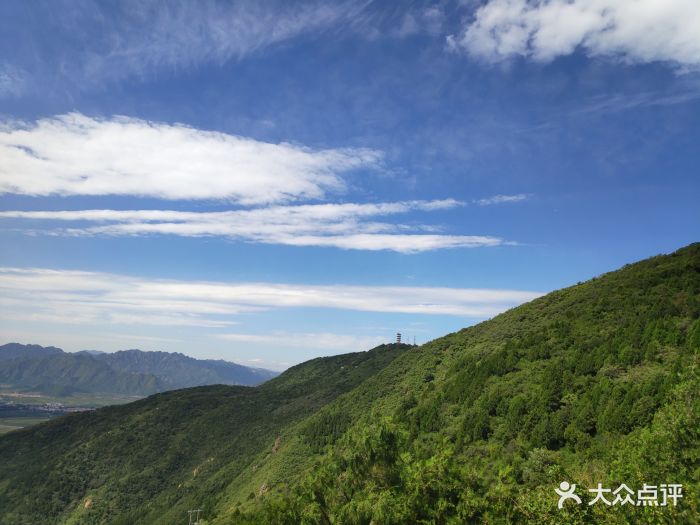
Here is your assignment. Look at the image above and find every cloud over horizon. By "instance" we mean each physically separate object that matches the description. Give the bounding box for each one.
[449,0,700,69]
[0,267,542,331]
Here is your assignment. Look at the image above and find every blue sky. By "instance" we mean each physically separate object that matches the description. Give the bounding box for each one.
[0,0,698,370]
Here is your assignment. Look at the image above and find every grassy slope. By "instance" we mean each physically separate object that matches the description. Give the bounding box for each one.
[0,344,409,524]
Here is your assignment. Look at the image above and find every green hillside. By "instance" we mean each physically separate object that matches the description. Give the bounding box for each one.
[0,243,698,524]
[0,343,409,524]
[231,244,700,525]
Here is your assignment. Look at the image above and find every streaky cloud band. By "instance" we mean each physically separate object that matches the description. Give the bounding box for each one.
[0,267,543,329]
[0,200,512,253]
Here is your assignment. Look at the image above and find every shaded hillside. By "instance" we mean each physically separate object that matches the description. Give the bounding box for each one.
[96,349,277,388]
[0,344,409,524]
[0,244,698,524]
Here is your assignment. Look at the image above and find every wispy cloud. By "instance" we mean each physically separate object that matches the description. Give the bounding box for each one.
[252,233,502,252]
[0,63,27,98]
[2,2,453,93]
[0,113,380,204]
[49,0,367,85]
[570,85,700,116]
[448,0,700,69]
[475,193,530,206]
[0,200,508,253]
[0,267,543,330]
[0,200,461,224]
[391,5,447,38]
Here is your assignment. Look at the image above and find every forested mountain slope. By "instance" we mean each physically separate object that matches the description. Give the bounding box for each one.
[0,344,408,524]
[0,243,698,524]
[232,243,700,524]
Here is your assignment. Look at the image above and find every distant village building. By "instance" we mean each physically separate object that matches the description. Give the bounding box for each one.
[396,332,402,344]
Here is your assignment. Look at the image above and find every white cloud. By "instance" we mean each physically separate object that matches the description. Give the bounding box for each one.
[476,193,530,205]
[0,113,381,204]
[260,233,501,252]
[0,267,543,330]
[448,0,700,68]
[0,200,461,224]
[0,200,506,253]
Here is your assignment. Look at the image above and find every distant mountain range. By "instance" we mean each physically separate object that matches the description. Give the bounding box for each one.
[0,343,63,361]
[0,343,278,396]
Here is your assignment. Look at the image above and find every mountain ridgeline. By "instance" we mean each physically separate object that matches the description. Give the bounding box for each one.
[96,349,278,389]
[0,343,63,361]
[0,244,698,524]
[0,344,278,396]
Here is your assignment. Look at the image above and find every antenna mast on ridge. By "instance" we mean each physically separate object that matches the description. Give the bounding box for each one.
[188,509,203,525]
